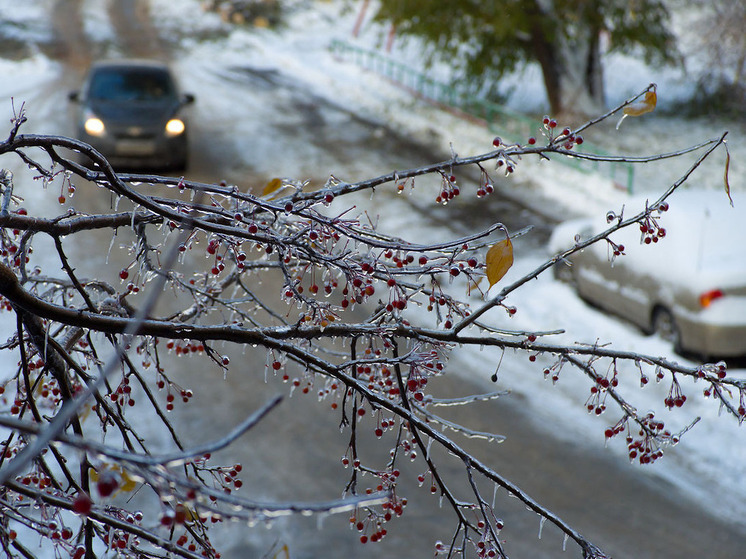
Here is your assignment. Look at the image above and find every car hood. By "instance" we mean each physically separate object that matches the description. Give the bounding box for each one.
[88,99,180,125]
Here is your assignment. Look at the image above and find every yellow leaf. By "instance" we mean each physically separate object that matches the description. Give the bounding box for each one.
[485,237,513,288]
[262,177,284,197]
[617,85,657,129]
[119,468,138,493]
[725,148,734,207]
[623,89,657,117]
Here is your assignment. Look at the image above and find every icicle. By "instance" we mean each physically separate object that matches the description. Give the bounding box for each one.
[43,321,51,364]
[562,533,569,551]
[492,484,498,508]
[537,516,546,540]
[106,232,117,265]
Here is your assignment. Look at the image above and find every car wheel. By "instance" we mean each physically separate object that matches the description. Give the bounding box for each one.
[652,307,682,352]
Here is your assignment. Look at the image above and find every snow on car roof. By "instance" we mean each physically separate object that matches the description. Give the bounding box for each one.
[603,189,746,288]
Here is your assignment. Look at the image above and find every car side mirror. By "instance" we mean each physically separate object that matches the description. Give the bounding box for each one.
[182,93,195,105]
[68,91,80,102]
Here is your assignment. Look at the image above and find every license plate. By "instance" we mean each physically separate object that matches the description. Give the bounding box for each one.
[115,139,157,156]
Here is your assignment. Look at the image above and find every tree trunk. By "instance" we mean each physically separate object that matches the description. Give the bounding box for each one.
[529,0,606,121]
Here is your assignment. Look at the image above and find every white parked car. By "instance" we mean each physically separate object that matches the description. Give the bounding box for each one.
[549,189,746,358]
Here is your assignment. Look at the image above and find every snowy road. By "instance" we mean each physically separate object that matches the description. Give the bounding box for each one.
[1,1,744,558]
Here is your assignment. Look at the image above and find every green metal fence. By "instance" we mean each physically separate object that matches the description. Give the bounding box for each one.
[329,39,635,193]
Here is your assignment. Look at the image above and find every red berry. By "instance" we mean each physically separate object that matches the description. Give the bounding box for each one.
[96,471,119,497]
[72,493,93,515]
[527,137,536,145]
[119,269,129,280]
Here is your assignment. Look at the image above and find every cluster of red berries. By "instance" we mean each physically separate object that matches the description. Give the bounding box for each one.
[109,375,136,407]
[585,373,619,415]
[639,201,669,244]
[539,116,584,150]
[166,339,205,355]
[176,530,220,556]
[102,529,132,551]
[476,180,495,198]
[57,183,76,205]
[0,237,30,268]
[351,490,407,545]
[206,238,227,275]
[43,520,75,545]
[435,173,460,204]
[219,463,244,491]
[9,395,24,416]
[155,376,193,411]
[542,365,561,383]
[17,471,53,489]
[605,413,675,465]
[698,361,727,383]
[663,376,686,409]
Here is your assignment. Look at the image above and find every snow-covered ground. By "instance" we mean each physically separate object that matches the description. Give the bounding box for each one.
[2,0,745,536]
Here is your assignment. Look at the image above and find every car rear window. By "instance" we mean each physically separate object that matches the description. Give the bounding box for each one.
[88,67,175,102]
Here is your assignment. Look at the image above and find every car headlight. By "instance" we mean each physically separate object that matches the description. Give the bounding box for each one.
[84,117,105,136]
[165,119,185,136]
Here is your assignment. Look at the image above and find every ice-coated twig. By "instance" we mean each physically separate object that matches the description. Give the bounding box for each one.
[0,395,282,467]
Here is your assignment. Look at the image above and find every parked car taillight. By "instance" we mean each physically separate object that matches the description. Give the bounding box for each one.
[699,289,725,308]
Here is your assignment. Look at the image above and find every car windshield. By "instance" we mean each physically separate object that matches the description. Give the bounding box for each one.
[88,67,175,102]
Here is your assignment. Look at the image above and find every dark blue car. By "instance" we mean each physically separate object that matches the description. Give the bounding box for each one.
[69,60,195,171]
